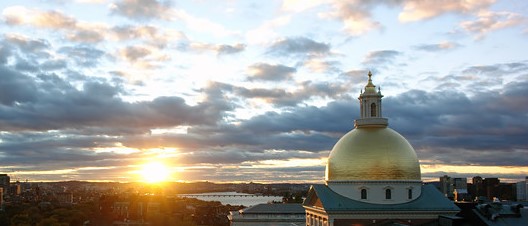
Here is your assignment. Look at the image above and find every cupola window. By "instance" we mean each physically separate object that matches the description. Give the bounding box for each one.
[361,189,367,199]
[385,189,392,199]
[408,188,413,199]
[370,103,376,117]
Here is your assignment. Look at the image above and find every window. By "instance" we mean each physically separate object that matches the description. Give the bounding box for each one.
[408,189,413,199]
[370,103,376,117]
[385,189,392,199]
[361,189,367,199]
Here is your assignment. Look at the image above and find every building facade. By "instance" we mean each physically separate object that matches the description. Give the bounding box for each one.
[303,72,459,226]
[228,203,305,226]
[516,177,528,201]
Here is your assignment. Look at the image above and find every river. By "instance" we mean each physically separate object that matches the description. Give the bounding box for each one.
[177,191,283,206]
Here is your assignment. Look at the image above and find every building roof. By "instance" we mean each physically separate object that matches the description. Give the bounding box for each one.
[326,127,421,181]
[304,184,460,213]
[241,203,305,214]
[471,202,527,226]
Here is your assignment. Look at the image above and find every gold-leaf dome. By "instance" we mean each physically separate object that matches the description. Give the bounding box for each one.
[325,127,421,181]
[325,72,421,181]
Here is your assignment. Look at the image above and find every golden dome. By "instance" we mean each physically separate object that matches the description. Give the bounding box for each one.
[325,127,421,181]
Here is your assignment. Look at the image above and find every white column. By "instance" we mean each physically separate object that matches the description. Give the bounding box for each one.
[328,218,334,226]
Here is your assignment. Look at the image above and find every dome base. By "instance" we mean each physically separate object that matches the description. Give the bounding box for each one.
[326,180,423,204]
[354,118,388,128]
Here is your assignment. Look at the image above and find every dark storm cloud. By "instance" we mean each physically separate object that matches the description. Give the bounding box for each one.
[267,37,331,57]
[0,45,10,64]
[137,99,357,158]
[111,0,172,21]
[384,82,528,166]
[157,79,528,167]
[247,63,296,81]
[0,67,38,105]
[0,66,229,133]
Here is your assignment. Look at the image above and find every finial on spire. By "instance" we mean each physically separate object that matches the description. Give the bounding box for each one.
[366,71,375,88]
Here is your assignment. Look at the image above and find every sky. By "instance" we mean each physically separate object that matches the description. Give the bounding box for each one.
[0,0,527,183]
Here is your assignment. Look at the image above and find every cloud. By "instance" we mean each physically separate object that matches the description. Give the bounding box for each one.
[110,0,172,21]
[173,9,233,37]
[119,45,151,62]
[5,34,50,55]
[246,15,291,44]
[179,42,246,56]
[362,50,401,66]
[59,45,105,67]
[0,66,229,133]
[1,63,527,180]
[204,80,350,108]
[2,6,110,44]
[267,37,331,58]
[303,59,341,74]
[247,63,296,81]
[399,0,495,22]
[3,6,76,29]
[385,82,528,166]
[0,67,38,105]
[460,11,525,40]
[115,44,170,69]
[414,41,461,52]
[341,69,370,84]
[462,62,528,76]
[66,26,106,43]
[112,25,186,47]
[281,0,327,13]
[217,43,246,55]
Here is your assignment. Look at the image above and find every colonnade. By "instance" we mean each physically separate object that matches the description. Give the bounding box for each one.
[306,213,333,226]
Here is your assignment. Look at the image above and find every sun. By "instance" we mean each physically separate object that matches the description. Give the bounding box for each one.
[138,162,171,183]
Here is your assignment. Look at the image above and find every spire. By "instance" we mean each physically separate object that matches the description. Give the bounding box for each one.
[367,71,374,87]
[364,71,376,93]
[355,71,388,128]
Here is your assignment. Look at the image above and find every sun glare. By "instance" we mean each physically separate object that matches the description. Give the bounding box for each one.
[139,162,171,183]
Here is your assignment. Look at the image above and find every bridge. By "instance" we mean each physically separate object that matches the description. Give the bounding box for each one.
[177,194,277,198]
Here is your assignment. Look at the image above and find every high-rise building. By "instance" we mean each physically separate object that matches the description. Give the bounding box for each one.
[516,177,528,201]
[439,175,452,198]
[0,174,9,195]
[0,187,3,209]
[471,176,484,199]
[439,176,467,199]
[483,177,500,200]
[303,72,459,226]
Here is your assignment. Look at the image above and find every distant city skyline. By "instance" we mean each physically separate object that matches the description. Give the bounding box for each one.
[0,0,527,183]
